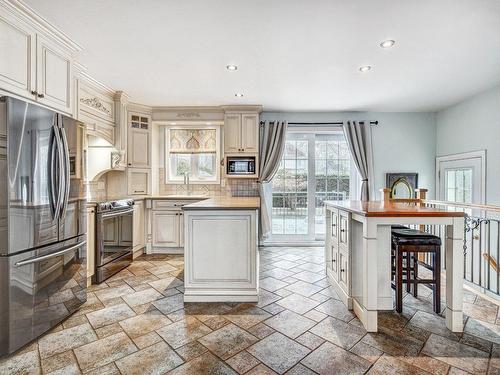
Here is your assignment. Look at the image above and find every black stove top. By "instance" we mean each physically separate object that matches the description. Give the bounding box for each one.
[97,199,134,213]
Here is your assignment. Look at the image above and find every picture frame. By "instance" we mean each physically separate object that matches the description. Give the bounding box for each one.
[385,173,418,199]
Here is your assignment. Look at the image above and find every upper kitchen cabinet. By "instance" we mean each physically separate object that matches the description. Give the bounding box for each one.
[0,1,80,116]
[35,34,73,114]
[240,113,259,153]
[222,107,261,154]
[128,112,151,168]
[76,71,116,145]
[0,9,36,99]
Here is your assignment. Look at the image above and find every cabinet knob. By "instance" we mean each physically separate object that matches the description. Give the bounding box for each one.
[31,90,37,96]
[128,163,132,166]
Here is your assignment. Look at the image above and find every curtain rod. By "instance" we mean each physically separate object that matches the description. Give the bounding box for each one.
[259,121,378,126]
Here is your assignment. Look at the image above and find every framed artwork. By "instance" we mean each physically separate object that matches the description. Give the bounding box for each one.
[386,173,418,199]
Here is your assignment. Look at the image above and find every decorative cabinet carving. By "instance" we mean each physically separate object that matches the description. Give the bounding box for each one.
[224,113,259,154]
[76,75,116,145]
[0,4,77,115]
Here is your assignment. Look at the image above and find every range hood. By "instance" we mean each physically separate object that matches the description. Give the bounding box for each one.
[86,135,124,181]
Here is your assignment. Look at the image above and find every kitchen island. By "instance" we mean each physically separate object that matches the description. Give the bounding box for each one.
[182,197,260,302]
[324,200,465,333]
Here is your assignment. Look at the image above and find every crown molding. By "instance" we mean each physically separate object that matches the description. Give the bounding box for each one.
[220,105,263,113]
[128,101,153,114]
[3,0,83,53]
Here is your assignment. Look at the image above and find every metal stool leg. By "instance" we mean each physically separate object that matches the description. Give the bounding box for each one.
[395,245,403,313]
[413,253,418,298]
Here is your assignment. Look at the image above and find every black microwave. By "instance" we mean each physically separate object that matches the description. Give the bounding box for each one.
[227,156,256,175]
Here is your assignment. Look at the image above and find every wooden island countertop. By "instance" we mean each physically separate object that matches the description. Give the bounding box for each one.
[324,200,465,217]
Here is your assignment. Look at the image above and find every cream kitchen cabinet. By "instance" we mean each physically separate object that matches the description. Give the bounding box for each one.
[86,206,95,286]
[224,113,259,153]
[35,34,73,114]
[325,205,351,308]
[147,199,200,253]
[152,211,180,248]
[127,168,151,196]
[128,112,151,168]
[132,200,145,256]
[0,5,76,115]
[0,10,36,99]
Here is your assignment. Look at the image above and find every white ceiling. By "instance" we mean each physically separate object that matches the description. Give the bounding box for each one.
[25,0,500,112]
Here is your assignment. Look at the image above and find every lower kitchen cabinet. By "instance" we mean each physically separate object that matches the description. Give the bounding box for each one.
[325,205,351,308]
[86,206,95,285]
[132,200,145,256]
[152,211,180,248]
[127,168,151,195]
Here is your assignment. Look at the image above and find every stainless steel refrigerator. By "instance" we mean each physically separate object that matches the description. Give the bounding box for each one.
[0,96,87,356]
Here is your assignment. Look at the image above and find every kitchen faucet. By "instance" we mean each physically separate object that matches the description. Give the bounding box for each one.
[184,172,191,195]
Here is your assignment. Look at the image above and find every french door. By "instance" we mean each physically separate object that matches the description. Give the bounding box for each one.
[436,150,486,204]
[269,131,356,242]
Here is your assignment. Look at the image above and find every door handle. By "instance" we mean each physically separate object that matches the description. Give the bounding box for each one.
[53,120,64,220]
[59,120,71,219]
[15,241,86,267]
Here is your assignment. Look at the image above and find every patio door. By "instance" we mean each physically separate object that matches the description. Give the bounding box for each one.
[269,131,356,243]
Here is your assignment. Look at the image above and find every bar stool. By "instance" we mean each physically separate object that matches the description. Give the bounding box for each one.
[391,228,442,314]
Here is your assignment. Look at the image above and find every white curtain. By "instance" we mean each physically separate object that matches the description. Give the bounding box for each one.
[258,121,288,239]
[343,121,374,201]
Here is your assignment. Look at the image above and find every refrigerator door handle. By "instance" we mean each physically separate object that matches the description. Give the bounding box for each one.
[48,124,58,221]
[54,116,64,220]
[14,240,87,267]
[59,118,70,219]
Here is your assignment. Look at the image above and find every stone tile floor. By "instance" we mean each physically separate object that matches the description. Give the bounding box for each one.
[1,246,500,374]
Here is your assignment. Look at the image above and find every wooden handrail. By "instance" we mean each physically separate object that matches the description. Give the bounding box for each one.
[423,199,500,213]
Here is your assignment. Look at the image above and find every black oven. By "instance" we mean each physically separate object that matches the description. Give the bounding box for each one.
[226,156,256,176]
[94,199,134,283]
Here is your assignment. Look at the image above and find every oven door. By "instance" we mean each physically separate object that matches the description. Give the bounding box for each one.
[96,208,133,267]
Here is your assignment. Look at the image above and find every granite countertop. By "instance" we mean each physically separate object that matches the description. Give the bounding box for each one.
[182,196,260,210]
[324,200,465,217]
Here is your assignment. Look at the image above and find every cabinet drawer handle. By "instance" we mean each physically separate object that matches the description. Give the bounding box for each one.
[340,229,346,233]
[332,259,336,263]
[37,93,45,98]
[31,90,37,96]
[341,269,345,272]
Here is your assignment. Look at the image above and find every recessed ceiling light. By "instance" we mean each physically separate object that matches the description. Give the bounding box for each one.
[358,65,372,73]
[226,64,238,71]
[380,39,396,48]
[235,93,244,97]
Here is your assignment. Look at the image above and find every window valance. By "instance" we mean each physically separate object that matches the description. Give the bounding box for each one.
[169,129,217,154]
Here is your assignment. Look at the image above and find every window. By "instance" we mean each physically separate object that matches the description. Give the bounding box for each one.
[165,126,221,183]
[269,131,358,242]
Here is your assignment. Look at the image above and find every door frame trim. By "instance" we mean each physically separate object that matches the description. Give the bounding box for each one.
[435,150,486,204]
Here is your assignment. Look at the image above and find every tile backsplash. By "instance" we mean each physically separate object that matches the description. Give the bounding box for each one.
[159,168,259,197]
